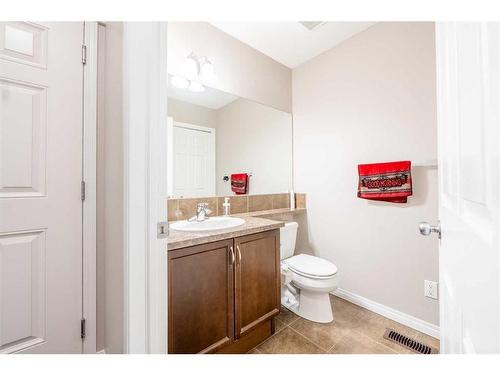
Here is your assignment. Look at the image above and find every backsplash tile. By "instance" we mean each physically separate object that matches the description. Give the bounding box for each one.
[178,197,218,220]
[272,193,290,209]
[167,199,180,222]
[295,193,307,209]
[167,193,306,221]
[217,195,248,215]
[248,194,273,212]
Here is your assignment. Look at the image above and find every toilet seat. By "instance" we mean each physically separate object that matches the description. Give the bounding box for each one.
[284,254,338,280]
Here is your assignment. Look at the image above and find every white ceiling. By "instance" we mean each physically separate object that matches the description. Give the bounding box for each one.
[210,22,376,68]
[167,76,238,109]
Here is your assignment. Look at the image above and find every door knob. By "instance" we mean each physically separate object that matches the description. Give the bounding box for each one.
[419,221,441,239]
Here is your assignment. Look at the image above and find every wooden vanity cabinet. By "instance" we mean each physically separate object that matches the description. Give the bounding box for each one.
[234,231,281,339]
[168,239,235,354]
[168,229,280,354]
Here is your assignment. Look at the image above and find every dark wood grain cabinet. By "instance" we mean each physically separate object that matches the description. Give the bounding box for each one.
[234,231,281,339]
[168,239,234,354]
[168,229,280,354]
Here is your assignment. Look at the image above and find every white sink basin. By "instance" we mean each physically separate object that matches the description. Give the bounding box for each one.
[170,216,245,232]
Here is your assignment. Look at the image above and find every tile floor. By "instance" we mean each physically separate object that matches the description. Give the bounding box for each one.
[248,295,439,354]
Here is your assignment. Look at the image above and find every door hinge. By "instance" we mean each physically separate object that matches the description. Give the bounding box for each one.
[81,318,86,340]
[82,44,87,65]
[81,180,86,201]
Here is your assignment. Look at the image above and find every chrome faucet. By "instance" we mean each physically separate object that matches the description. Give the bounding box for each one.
[189,203,212,222]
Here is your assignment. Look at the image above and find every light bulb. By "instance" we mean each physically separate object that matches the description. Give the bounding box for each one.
[188,81,205,93]
[200,60,216,83]
[170,75,189,89]
[183,55,199,81]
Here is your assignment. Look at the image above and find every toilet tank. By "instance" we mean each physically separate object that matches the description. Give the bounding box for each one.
[280,221,298,260]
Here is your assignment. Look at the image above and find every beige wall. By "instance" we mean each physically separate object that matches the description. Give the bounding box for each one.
[216,99,293,196]
[292,22,439,325]
[167,22,292,113]
[167,98,217,128]
[96,22,124,353]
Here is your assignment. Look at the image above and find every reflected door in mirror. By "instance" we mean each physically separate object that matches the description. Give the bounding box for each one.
[169,120,215,198]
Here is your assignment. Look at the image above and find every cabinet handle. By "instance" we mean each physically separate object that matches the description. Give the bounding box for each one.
[236,245,242,266]
[229,246,235,265]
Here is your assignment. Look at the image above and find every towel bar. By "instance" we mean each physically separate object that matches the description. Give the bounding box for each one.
[413,159,437,167]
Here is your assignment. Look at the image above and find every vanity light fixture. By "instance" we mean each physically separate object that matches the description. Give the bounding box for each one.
[170,75,190,89]
[188,81,205,93]
[199,57,216,84]
[183,54,200,81]
[170,53,217,93]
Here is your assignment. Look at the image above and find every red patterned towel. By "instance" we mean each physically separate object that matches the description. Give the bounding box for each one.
[358,161,412,203]
[231,173,249,195]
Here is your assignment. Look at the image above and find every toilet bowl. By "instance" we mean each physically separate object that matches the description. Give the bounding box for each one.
[280,222,338,323]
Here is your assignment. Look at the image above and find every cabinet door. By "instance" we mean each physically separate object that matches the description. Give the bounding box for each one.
[168,240,234,353]
[234,230,280,338]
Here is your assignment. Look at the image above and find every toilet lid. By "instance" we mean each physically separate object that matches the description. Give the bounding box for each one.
[284,254,338,278]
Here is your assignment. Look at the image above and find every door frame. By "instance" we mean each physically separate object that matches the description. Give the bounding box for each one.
[123,22,168,354]
[82,21,98,354]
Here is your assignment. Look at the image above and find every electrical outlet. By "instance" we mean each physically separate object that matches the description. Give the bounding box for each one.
[424,280,439,300]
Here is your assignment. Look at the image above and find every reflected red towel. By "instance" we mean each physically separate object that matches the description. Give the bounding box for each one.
[231,173,248,195]
[358,161,412,203]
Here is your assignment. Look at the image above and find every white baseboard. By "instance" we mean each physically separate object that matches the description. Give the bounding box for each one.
[332,288,440,339]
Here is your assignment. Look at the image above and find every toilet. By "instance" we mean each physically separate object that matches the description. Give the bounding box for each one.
[280,221,338,323]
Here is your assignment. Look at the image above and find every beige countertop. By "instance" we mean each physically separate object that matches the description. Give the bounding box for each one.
[167,214,285,251]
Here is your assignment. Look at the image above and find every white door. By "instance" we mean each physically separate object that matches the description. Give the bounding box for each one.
[0,22,84,353]
[168,119,215,198]
[433,22,500,354]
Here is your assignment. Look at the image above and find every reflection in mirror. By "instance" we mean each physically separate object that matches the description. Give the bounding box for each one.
[167,74,293,198]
